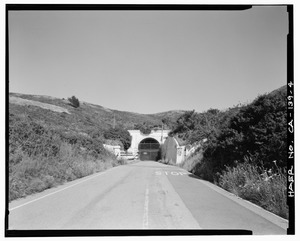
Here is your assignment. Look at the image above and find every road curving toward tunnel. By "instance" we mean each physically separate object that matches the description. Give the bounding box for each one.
[8,160,288,234]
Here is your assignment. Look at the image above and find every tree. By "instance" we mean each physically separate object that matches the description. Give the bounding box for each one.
[169,110,197,140]
[162,117,176,130]
[134,122,152,135]
[103,127,132,150]
[68,96,80,108]
[205,90,287,174]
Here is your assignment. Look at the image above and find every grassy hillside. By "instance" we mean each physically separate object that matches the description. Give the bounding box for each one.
[9,93,179,132]
[8,92,182,201]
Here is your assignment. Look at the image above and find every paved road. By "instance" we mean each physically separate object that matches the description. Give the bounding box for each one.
[8,161,288,234]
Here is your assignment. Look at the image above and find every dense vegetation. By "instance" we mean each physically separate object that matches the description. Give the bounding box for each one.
[171,86,288,218]
[134,122,154,135]
[103,127,132,150]
[68,95,80,108]
[9,113,120,201]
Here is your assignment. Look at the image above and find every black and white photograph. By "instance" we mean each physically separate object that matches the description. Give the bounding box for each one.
[5,1,294,236]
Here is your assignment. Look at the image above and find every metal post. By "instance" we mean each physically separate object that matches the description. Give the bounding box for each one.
[161,122,163,142]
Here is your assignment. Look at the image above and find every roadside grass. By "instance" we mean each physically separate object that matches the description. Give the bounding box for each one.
[178,154,288,220]
[218,159,288,219]
[9,142,123,202]
[177,150,215,182]
[178,151,203,172]
[9,115,124,202]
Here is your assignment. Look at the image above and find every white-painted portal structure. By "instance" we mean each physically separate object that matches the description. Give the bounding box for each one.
[127,129,170,155]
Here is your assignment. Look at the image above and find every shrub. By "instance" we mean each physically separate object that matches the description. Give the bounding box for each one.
[179,151,203,173]
[8,115,125,202]
[68,96,80,108]
[103,127,132,150]
[134,122,152,135]
[9,116,61,158]
[8,141,123,202]
[41,175,56,189]
[171,88,286,179]
[9,176,28,200]
[198,88,286,180]
[218,158,288,219]
[70,158,96,178]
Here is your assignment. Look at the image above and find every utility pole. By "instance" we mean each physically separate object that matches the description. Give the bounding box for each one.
[113,113,116,129]
[161,121,163,142]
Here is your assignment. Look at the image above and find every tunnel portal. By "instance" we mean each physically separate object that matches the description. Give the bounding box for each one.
[138,138,160,161]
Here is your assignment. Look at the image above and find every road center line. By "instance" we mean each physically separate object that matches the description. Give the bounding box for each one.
[9,170,108,211]
[142,185,149,229]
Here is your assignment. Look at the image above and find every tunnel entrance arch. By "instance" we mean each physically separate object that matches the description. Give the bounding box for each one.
[138,138,160,161]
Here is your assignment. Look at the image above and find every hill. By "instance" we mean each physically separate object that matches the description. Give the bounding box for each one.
[268,85,286,97]
[8,92,185,201]
[9,92,181,136]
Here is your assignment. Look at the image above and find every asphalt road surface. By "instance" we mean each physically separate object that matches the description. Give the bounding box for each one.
[8,161,288,234]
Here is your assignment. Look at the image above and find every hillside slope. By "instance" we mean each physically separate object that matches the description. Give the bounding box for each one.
[8,92,186,201]
[6,94,137,200]
[9,93,181,135]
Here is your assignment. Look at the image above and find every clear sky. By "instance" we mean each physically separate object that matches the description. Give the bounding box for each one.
[8,6,288,114]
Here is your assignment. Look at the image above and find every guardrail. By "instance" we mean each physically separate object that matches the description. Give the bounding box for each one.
[117,152,137,160]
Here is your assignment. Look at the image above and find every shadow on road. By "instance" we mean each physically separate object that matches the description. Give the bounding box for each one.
[187,173,204,180]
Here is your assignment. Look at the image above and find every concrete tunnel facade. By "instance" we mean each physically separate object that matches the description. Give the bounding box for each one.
[127,129,170,161]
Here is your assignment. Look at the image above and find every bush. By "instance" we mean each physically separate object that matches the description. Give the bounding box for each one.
[103,127,132,150]
[8,115,126,202]
[218,158,288,219]
[202,89,287,179]
[179,151,203,172]
[134,122,153,135]
[8,141,123,202]
[68,96,80,108]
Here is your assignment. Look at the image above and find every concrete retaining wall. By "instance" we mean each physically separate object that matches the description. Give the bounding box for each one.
[161,136,186,165]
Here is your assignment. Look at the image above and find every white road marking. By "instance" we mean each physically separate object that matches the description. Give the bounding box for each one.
[9,170,107,211]
[155,170,188,176]
[142,185,149,229]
